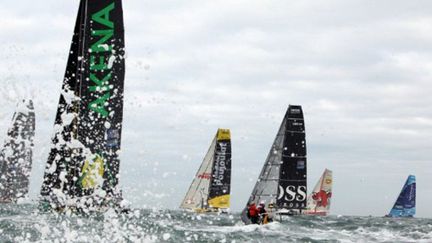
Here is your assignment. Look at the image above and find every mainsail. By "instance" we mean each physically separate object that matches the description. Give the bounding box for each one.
[40,0,126,212]
[387,175,416,217]
[241,105,307,223]
[304,169,332,216]
[180,129,231,212]
[0,100,35,203]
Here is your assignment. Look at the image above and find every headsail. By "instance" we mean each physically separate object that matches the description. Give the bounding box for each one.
[304,169,332,216]
[180,129,231,212]
[388,175,416,217]
[40,0,126,212]
[242,105,307,223]
[0,100,35,203]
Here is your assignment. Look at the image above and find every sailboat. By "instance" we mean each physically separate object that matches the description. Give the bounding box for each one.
[241,105,307,224]
[180,129,232,213]
[304,169,332,216]
[386,175,416,217]
[0,100,35,203]
[39,0,126,213]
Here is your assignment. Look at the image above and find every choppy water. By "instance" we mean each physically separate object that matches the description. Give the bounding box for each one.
[1,204,431,242]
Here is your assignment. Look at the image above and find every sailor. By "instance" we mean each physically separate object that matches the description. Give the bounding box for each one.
[257,201,267,224]
[266,203,275,223]
[247,202,260,224]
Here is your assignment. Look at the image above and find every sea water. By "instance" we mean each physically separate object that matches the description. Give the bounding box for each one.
[1,204,431,242]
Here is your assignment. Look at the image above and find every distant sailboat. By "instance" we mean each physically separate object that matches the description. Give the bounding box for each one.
[180,129,232,213]
[241,105,307,224]
[0,100,35,203]
[40,0,126,213]
[304,169,332,216]
[387,175,416,217]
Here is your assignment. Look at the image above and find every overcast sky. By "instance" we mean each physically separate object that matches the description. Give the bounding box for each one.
[0,0,431,217]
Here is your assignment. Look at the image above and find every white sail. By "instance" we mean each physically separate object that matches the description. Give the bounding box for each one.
[180,137,216,210]
[305,169,333,215]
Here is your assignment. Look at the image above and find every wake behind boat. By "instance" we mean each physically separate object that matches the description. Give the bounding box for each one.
[180,129,232,213]
[0,100,35,203]
[241,105,307,224]
[39,0,127,214]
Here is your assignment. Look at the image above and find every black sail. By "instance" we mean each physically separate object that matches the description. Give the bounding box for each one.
[277,105,307,209]
[241,105,307,224]
[0,100,35,203]
[208,129,231,209]
[40,0,125,211]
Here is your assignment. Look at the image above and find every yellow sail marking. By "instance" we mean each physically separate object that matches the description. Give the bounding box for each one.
[81,154,105,189]
[216,129,230,141]
[208,194,230,208]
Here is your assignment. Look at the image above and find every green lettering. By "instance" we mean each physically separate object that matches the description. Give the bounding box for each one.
[91,30,113,53]
[89,93,111,117]
[92,3,115,28]
[90,55,107,71]
[89,73,112,92]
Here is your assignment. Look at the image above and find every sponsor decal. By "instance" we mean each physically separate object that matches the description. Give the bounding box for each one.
[88,2,116,117]
[290,108,301,114]
[297,160,305,169]
[212,142,228,186]
[278,185,307,202]
[312,190,332,207]
[106,128,119,148]
[198,173,211,180]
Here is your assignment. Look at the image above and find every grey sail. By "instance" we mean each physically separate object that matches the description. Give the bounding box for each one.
[241,114,285,224]
[0,100,35,203]
[241,105,307,224]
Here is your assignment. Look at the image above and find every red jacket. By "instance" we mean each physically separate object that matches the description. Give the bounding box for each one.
[248,204,259,217]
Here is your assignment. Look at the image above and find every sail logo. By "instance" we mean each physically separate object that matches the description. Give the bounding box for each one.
[198,173,211,180]
[278,185,307,202]
[312,190,332,207]
[290,108,301,114]
[88,2,116,118]
[212,142,228,186]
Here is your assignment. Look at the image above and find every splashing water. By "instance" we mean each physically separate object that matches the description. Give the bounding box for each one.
[1,204,432,242]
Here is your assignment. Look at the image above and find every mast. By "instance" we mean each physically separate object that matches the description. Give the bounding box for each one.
[180,129,231,212]
[40,0,126,211]
[388,175,416,217]
[242,105,306,223]
[0,100,35,203]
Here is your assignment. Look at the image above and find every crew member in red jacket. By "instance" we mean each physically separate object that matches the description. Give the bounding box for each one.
[247,203,260,224]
